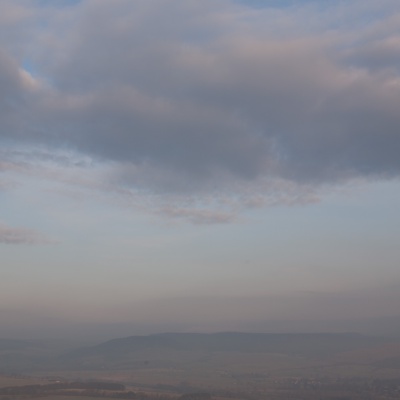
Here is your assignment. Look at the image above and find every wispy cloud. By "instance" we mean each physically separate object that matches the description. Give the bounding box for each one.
[0,221,54,245]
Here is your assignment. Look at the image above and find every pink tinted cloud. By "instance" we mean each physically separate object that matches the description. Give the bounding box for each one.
[0,222,54,245]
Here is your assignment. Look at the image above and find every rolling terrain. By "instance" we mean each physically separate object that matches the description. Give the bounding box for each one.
[0,332,400,399]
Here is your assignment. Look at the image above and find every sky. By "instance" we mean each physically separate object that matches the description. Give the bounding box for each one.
[1,0,400,340]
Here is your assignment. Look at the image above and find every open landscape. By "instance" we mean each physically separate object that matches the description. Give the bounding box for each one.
[0,332,400,399]
[2,0,400,399]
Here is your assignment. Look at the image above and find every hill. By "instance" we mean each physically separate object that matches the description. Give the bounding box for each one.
[55,332,384,370]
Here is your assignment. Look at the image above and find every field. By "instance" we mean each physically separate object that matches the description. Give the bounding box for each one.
[0,333,400,399]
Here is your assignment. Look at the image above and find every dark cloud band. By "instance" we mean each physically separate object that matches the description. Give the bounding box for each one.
[1,0,399,218]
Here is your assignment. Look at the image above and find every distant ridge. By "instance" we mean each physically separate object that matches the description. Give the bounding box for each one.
[1,332,397,374]
[90,332,369,353]
[0,339,32,351]
[57,332,384,370]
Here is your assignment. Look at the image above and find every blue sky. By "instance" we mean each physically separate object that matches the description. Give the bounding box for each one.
[1,0,400,339]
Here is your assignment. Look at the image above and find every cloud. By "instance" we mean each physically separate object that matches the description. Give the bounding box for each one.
[158,206,236,225]
[0,221,54,245]
[1,0,400,221]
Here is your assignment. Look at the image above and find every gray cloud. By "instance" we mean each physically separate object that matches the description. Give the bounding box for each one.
[1,0,400,218]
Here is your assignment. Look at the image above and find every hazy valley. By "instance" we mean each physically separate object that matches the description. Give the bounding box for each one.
[0,331,400,399]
